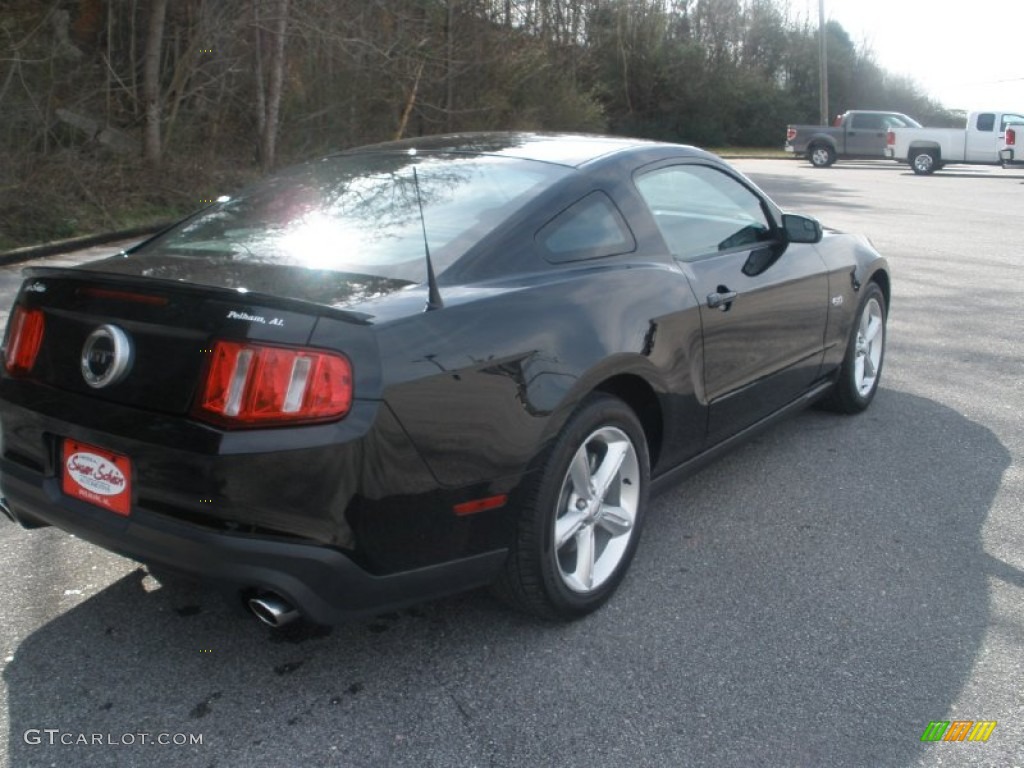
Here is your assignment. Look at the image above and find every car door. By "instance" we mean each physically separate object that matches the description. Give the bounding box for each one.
[846,112,886,157]
[634,162,829,443]
[965,112,1004,162]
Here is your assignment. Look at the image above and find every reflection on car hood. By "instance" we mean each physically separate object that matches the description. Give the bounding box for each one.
[80,252,415,309]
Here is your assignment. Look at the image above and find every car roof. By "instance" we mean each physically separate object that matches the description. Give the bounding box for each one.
[339,132,698,168]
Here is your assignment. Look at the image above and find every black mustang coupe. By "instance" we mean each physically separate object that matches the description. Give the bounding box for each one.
[0,134,889,626]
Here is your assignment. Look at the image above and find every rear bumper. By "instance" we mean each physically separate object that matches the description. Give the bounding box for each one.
[0,460,507,623]
[0,376,519,622]
[1000,148,1018,164]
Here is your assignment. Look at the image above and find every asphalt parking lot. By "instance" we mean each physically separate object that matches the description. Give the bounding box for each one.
[1,158,1022,767]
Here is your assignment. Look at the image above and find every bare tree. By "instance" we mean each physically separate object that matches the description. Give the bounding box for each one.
[254,0,289,171]
[0,0,963,253]
[143,0,168,166]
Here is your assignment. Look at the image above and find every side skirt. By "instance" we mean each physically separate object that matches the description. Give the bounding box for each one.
[651,380,834,497]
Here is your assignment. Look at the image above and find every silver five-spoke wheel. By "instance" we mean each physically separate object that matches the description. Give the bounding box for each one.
[854,297,884,398]
[493,394,650,620]
[554,426,640,593]
[821,282,887,414]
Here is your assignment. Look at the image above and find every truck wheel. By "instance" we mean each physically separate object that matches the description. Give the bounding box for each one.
[809,144,836,168]
[910,149,938,175]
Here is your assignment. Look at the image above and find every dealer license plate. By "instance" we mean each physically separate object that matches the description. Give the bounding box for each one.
[62,439,132,517]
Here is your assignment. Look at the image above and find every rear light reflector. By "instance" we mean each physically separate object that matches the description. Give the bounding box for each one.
[886,130,895,146]
[1008,127,1017,146]
[453,494,508,516]
[198,340,352,426]
[786,127,797,141]
[4,306,45,376]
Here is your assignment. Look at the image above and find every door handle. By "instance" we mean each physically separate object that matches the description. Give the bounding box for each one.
[707,288,738,310]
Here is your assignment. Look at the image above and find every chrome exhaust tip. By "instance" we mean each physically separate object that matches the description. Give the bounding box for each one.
[247,593,300,628]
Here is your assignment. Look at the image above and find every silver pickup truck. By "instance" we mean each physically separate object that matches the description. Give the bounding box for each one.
[785,110,921,168]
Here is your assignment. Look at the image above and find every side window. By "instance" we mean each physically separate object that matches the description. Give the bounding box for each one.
[1000,114,1024,131]
[977,113,996,132]
[850,113,883,130]
[537,191,635,263]
[634,165,774,262]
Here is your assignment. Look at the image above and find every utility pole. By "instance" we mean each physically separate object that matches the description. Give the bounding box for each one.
[818,0,829,124]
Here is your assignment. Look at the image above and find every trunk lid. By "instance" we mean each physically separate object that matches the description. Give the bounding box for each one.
[9,267,378,417]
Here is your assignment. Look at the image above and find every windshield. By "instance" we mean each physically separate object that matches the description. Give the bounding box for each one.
[133,152,570,284]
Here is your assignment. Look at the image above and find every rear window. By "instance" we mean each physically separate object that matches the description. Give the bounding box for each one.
[132,153,570,283]
[850,113,884,130]
[884,114,921,128]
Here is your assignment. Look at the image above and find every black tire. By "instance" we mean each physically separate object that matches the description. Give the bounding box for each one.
[493,394,650,620]
[910,149,938,175]
[820,282,887,414]
[808,143,836,168]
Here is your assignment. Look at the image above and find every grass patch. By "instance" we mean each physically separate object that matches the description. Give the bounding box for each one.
[0,149,258,251]
[709,147,791,159]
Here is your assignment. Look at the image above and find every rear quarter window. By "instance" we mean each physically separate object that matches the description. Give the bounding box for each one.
[537,192,635,263]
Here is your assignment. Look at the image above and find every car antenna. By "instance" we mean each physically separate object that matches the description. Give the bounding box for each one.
[412,166,443,311]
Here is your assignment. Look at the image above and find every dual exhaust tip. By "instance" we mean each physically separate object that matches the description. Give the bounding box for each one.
[247,593,300,628]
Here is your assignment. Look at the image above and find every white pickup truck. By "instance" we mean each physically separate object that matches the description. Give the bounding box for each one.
[885,110,1024,174]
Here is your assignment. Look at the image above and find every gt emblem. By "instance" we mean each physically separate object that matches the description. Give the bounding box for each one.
[831,295,844,306]
[81,325,133,388]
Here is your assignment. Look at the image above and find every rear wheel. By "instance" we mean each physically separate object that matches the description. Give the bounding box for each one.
[910,149,938,175]
[493,394,649,620]
[821,282,887,413]
[809,144,836,168]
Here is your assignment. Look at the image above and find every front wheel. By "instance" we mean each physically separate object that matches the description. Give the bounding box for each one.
[493,395,650,620]
[821,282,887,414]
[910,149,938,175]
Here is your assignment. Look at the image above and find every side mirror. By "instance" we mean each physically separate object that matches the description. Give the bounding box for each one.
[782,213,823,244]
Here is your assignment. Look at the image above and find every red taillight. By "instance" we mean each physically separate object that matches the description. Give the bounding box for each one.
[1008,127,1017,146]
[4,306,45,376]
[786,127,797,141]
[887,130,895,146]
[197,340,352,426]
